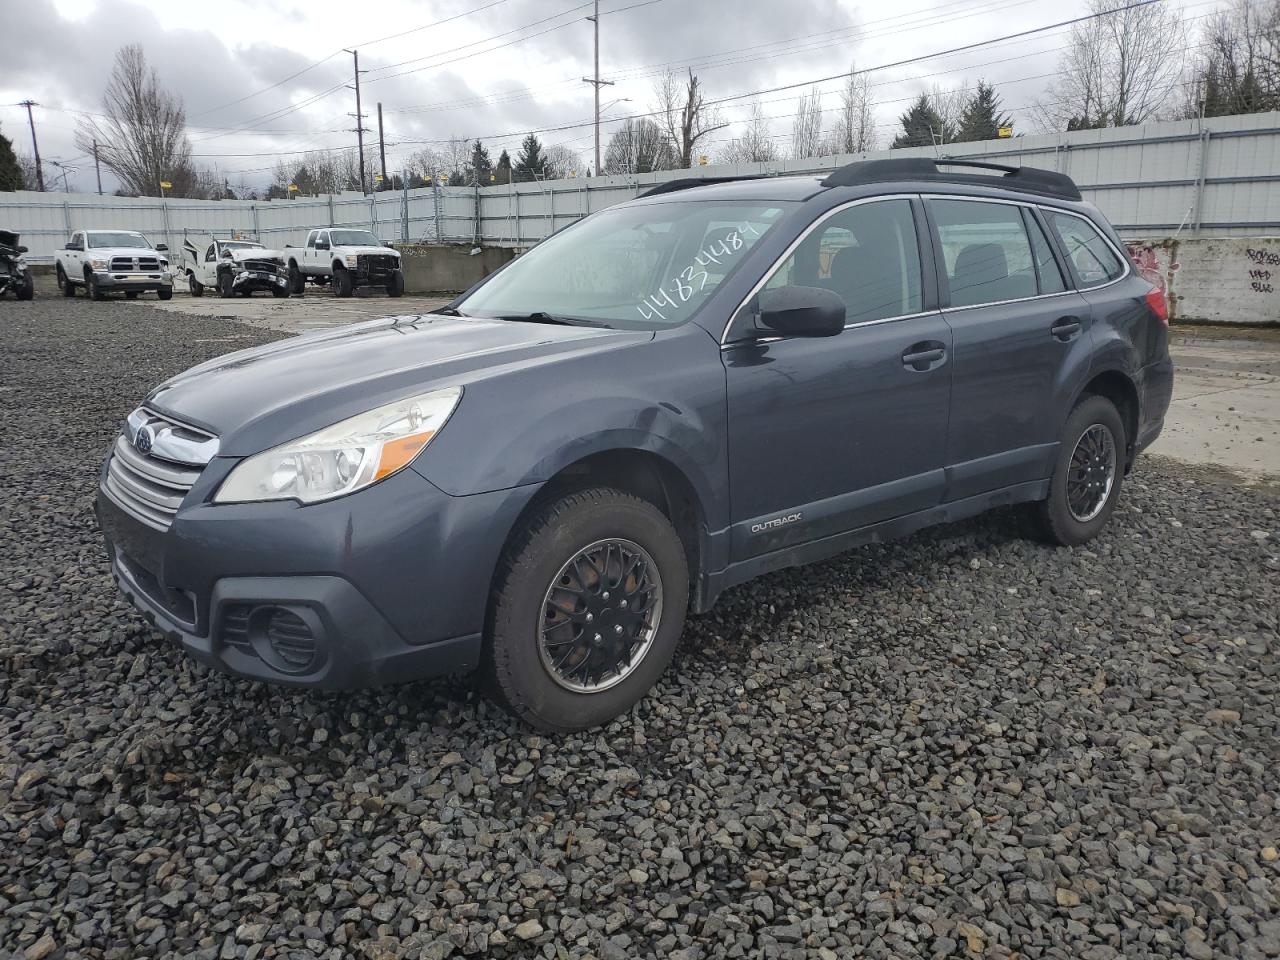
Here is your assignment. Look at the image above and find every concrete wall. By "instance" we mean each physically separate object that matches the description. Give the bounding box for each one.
[397,243,516,294]
[1127,237,1280,325]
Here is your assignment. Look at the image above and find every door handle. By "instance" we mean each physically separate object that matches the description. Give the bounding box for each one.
[902,341,947,372]
[1051,316,1083,342]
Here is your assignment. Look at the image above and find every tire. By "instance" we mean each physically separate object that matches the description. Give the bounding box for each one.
[87,270,105,301]
[385,269,404,298]
[288,263,305,295]
[333,265,354,298]
[58,265,76,298]
[125,290,139,299]
[1033,395,1126,547]
[16,275,34,301]
[271,284,290,298]
[218,271,234,299]
[189,273,204,298]
[157,286,173,301]
[482,488,689,732]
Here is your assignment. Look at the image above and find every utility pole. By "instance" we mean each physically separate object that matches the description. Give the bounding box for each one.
[344,49,368,193]
[19,100,44,191]
[92,140,103,195]
[581,0,613,176]
[377,102,387,189]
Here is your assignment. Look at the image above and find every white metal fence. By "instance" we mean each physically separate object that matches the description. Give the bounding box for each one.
[4,111,1278,264]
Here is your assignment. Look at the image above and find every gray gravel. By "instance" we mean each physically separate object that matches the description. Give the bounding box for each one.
[1,299,1278,960]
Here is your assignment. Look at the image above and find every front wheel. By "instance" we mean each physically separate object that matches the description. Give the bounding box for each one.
[333,266,354,298]
[1034,395,1126,546]
[288,263,305,295]
[58,266,76,297]
[385,269,404,298]
[482,488,689,732]
[271,284,290,298]
[16,275,34,300]
[218,271,234,298]
[125,290,139,300]
[189,273,204,297]
[87,271,105,301]
[157,286,173,301]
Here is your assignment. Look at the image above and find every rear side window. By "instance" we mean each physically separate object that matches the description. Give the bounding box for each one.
[765,198,922,324]
[1046,211,1125,287]
[928,199,1038,308]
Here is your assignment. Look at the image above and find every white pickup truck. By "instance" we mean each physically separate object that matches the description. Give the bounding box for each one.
[284,228,404,297]
[181,236,290,298]
[55,230,173,301]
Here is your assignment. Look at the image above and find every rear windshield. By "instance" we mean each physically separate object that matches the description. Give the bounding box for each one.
[88,232,151,249]
[458,200,792,330]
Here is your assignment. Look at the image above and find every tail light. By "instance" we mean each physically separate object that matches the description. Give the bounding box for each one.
[1144,286,1169,325]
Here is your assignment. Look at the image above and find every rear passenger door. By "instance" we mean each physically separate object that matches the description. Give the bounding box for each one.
[925,197,1092,501]
[723,197,953,560]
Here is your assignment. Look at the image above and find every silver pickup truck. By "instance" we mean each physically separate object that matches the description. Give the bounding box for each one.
[283,228,404,298]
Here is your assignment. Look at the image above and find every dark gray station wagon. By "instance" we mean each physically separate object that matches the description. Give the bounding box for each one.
[97,158,1173,731]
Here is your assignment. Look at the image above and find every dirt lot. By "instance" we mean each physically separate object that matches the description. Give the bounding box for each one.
[1,299,1276,960]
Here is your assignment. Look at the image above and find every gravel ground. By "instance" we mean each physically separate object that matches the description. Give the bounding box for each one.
[1,300,1278,960]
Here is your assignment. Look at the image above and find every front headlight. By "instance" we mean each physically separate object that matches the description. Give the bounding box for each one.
[90,257,109,270]
[214,387,462,505]
[344,254,358,268]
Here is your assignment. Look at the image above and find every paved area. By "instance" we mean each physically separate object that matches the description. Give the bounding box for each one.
[149,289,451,335]
[2,300,1278,960]
[1160,333,1280,478]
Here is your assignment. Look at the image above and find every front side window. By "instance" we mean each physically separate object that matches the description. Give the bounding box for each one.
[1047,211,1125,287]
[458,200,790,330]
[205,244,216,262]
[88,232,150,249]
[929,199,1039,308]
[765,198,922,324]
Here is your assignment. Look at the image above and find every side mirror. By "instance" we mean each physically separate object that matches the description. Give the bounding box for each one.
[756,286,846,338]
[17,245,28,254]
[381,239,393,247]
[155,243,168,252]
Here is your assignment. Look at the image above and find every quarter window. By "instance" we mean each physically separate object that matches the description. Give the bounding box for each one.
[928,199,1039,308]
[765,199,922,324]
[1046,211,1124,287]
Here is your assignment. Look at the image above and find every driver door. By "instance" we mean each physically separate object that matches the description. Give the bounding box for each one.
[723,197,953,560]
[198,243,218,286]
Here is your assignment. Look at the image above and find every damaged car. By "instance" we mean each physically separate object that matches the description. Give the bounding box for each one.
[0,230,35,300]
[183,237,290,299]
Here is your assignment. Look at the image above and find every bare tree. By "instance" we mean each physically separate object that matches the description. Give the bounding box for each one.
[721,100,779,163]
[928,84,967,144]
[791,86,824,159]
[826,68,876,154]
[543,144,585,179]
[1037,0,1187,128]
[1181,0,1280,117]
[408,146,447,183]
[75,45,200,197]
[654,68,728,168]
[603,118,675,174]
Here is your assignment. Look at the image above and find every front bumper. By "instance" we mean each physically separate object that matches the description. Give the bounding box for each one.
[96,461,537,689]
[232,270,289,293]
[93,271,172,289]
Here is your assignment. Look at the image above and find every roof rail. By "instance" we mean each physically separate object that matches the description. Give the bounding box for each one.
[821,157,1082,201]
[639,175,768,198]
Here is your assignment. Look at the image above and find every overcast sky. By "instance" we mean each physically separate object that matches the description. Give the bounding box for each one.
[3,0,1176,194]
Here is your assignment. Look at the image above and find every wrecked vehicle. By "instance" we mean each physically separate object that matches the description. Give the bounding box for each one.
[0,230,35,300]
[182,236,290,299]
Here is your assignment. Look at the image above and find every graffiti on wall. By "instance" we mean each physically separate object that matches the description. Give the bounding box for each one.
[1245,248,1278,295]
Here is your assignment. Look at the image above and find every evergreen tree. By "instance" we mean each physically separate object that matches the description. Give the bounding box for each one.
[467,140,492,185]
[891,95,948,149]
[0,126,24,191]
[447,171,466,187]
[494,149,512,185]
[515,133,547,181]
[954,81,1012,142]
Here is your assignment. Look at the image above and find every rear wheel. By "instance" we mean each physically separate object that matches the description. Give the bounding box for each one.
[1034,395,1126,546]
[482,488,689,732]
[58,265,76,297]
[385,269,404,298]
[189,272,204,297]
[218,271,234,298]
[333,265,354,298]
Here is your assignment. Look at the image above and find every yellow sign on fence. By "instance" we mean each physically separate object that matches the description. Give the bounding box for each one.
[288,184,299,193]
[998,126,1014,138]
[159,180,172,189]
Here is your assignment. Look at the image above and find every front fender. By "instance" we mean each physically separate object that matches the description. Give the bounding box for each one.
[412,324,731,530]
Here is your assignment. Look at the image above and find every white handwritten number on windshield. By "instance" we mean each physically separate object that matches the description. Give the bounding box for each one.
[636,222,761,321]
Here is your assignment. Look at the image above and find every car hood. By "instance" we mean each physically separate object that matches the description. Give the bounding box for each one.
[87,246,163,258]
[226,248,284,263]
[146,314,652,456]
[338,245,400,258]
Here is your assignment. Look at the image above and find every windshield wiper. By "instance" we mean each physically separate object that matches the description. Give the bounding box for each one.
[491,311,610,328]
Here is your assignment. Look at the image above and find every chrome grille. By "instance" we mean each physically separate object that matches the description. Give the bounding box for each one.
[109,256,134,271]
[242,258,280,273]
[103,409,218,532]
[107,256,161,272]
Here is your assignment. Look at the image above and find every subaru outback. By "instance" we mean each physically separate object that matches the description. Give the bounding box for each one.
[96,158,1173,731]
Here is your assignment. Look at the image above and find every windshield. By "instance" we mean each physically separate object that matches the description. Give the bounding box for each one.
[220,241,264,251]
[330,230,382,246]
[457,200,792,329]
[88,232,151,249]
